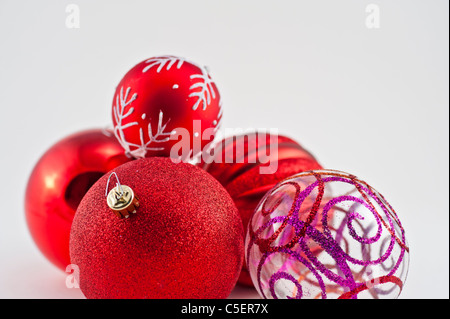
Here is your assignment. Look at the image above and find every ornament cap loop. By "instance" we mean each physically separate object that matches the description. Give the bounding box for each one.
[105,172,139,219]
[105,172,124,198]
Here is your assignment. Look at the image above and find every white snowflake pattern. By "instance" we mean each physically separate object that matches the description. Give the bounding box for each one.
[113,57,222,158]
[142,55,185,73]
[113,86,138,154]
[189,66,217,111]
[141,56,219,112]
[113,86,174,158]
[132,109,174,158]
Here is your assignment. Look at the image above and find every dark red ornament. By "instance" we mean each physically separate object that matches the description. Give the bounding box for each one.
[25,129,131,270]
[70,157,244,299]
[200,132,323,286]
[112,55,222,160]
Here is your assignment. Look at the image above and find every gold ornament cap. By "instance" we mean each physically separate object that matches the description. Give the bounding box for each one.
[105,172,139,219]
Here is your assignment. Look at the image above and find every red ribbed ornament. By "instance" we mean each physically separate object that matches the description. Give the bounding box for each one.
[200,133,323,286]
[25,129,132,270]
[70,157,244,299]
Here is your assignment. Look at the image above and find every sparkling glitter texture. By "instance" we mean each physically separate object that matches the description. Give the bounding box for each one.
[201,133,323,286]
[245,169,409,299]
[70,157,244,299]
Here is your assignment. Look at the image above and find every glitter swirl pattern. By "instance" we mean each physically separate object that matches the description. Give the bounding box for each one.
[245,169,409,299]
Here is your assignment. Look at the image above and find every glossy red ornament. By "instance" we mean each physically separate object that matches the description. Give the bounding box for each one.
[112,55,222,160]
[70,157,244,299]
[25,129,132,270]
[200,132,323,286]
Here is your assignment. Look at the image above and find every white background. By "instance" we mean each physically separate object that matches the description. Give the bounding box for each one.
[0,0,448,299]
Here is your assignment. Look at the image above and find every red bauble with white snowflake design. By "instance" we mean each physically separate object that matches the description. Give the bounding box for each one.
[112,55,222,159]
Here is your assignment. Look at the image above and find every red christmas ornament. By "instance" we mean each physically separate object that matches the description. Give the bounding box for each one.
[112,55,222,160]
[70,157,244,299]
[200,132,323,286]
[25,129,132,270]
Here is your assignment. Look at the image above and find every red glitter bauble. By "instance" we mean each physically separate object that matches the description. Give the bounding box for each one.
[200,133,323,286]
[112,55,222,159]
[25,129,132,270]
[70,157,244,299]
